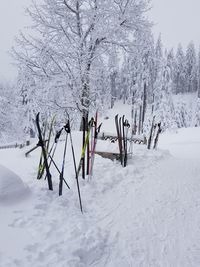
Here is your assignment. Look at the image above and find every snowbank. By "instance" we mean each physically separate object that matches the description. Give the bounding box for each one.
[0,164,30,203]
[159,127,200,159]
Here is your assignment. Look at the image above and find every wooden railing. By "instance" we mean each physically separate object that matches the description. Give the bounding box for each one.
[0,141,30,150]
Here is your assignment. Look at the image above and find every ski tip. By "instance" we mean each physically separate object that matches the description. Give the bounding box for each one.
[36,112,40,121]
[98,123,103,132]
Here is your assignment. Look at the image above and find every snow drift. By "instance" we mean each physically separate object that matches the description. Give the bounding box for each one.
[0,164,30,203]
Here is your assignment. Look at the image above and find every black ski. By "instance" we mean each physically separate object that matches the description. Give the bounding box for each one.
[59,121,69,196]
[82,117,86,179]
[147,116,155,150]
[122,115,126,166]
[35,113,53,191]
[115,114,123,165]
[153,122,162,149]
[37,120,47,180]
[123,119,130,167]
[47,152,70,189]
[25,144,39,157]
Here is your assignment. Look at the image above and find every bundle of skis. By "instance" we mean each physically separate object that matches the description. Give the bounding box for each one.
[115,115,130,167]
[79,115,102,176]
[31,112,101,213]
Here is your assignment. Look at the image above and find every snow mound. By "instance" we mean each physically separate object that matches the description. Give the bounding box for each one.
[0,164,30,204]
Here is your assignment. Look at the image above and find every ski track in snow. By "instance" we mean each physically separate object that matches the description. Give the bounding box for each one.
[1,128,200,266]
[92,156,200,267]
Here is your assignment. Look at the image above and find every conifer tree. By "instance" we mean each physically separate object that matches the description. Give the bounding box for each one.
[185,42,197,93]
[174,44,186,94]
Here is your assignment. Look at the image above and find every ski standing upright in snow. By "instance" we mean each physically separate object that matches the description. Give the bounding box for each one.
[123,118,130,167]
[35,113,53,191]
[58,121,70,196]
[115,114,130,167]
[115,114,123,165]
[38,115,56,180]
[153,122,162,149]
[147,116,156,150]
[89,111,102,179]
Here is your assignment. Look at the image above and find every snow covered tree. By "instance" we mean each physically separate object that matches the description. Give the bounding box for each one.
[95,66,110,111]
[12,0,152,128]
[0,95,12,140]
[154,62,176,130]
[185,42,197,93]
[194,48,200,126]
[154,34,163,83]
[108,47,119,108]
[174,100,189,128]
[197,48,200,98]
[166,48,176,93]
[0,82,20,141]
[174,44,186,94]
[16,67,38,138]
[123,29,154,102]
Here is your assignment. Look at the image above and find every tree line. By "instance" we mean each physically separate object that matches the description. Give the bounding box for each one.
[0,0,200,141]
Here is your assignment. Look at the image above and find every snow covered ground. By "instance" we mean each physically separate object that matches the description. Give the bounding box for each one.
[1,122,200,266]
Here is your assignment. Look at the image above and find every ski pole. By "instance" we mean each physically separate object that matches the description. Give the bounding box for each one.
[44,128,63,180]
[123,119,130,167]
[59,122,69,195]
[67,117,83,213]
[48,153,70,189]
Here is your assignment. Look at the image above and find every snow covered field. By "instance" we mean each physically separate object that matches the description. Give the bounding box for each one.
[1,0,200,265]
[1,126,200,266]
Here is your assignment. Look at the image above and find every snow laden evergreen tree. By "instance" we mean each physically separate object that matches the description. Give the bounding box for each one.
[185,42,198,93]
[123,29,154,105]
[166,48,176,93]
[154,60,176,130]
[174,100,190,128]
[147,35,156,102]
[153,35,164,103]
[174,44,186,94]
[12,0,152,128]
[194,48,200,126]
[140,35,156,135]
[198,48,200,98]
[154,34,163,85]
[117,29,155,134]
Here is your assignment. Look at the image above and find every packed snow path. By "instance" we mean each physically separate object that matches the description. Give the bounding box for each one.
[1,128,200,266]
[92,148,200,266]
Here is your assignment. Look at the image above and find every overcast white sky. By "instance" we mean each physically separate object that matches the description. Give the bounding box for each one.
[0,0,200,81]
[150,0,200,49]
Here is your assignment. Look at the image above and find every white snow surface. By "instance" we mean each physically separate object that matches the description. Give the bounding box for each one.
[0,164,29,203]
[1,108,200,266]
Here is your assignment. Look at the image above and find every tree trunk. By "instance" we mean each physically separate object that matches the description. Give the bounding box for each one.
[80,77,90,130]
[141,81,147,133]
[110,72,117,109]
[198,79,200,98]
[138,105,142,135]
